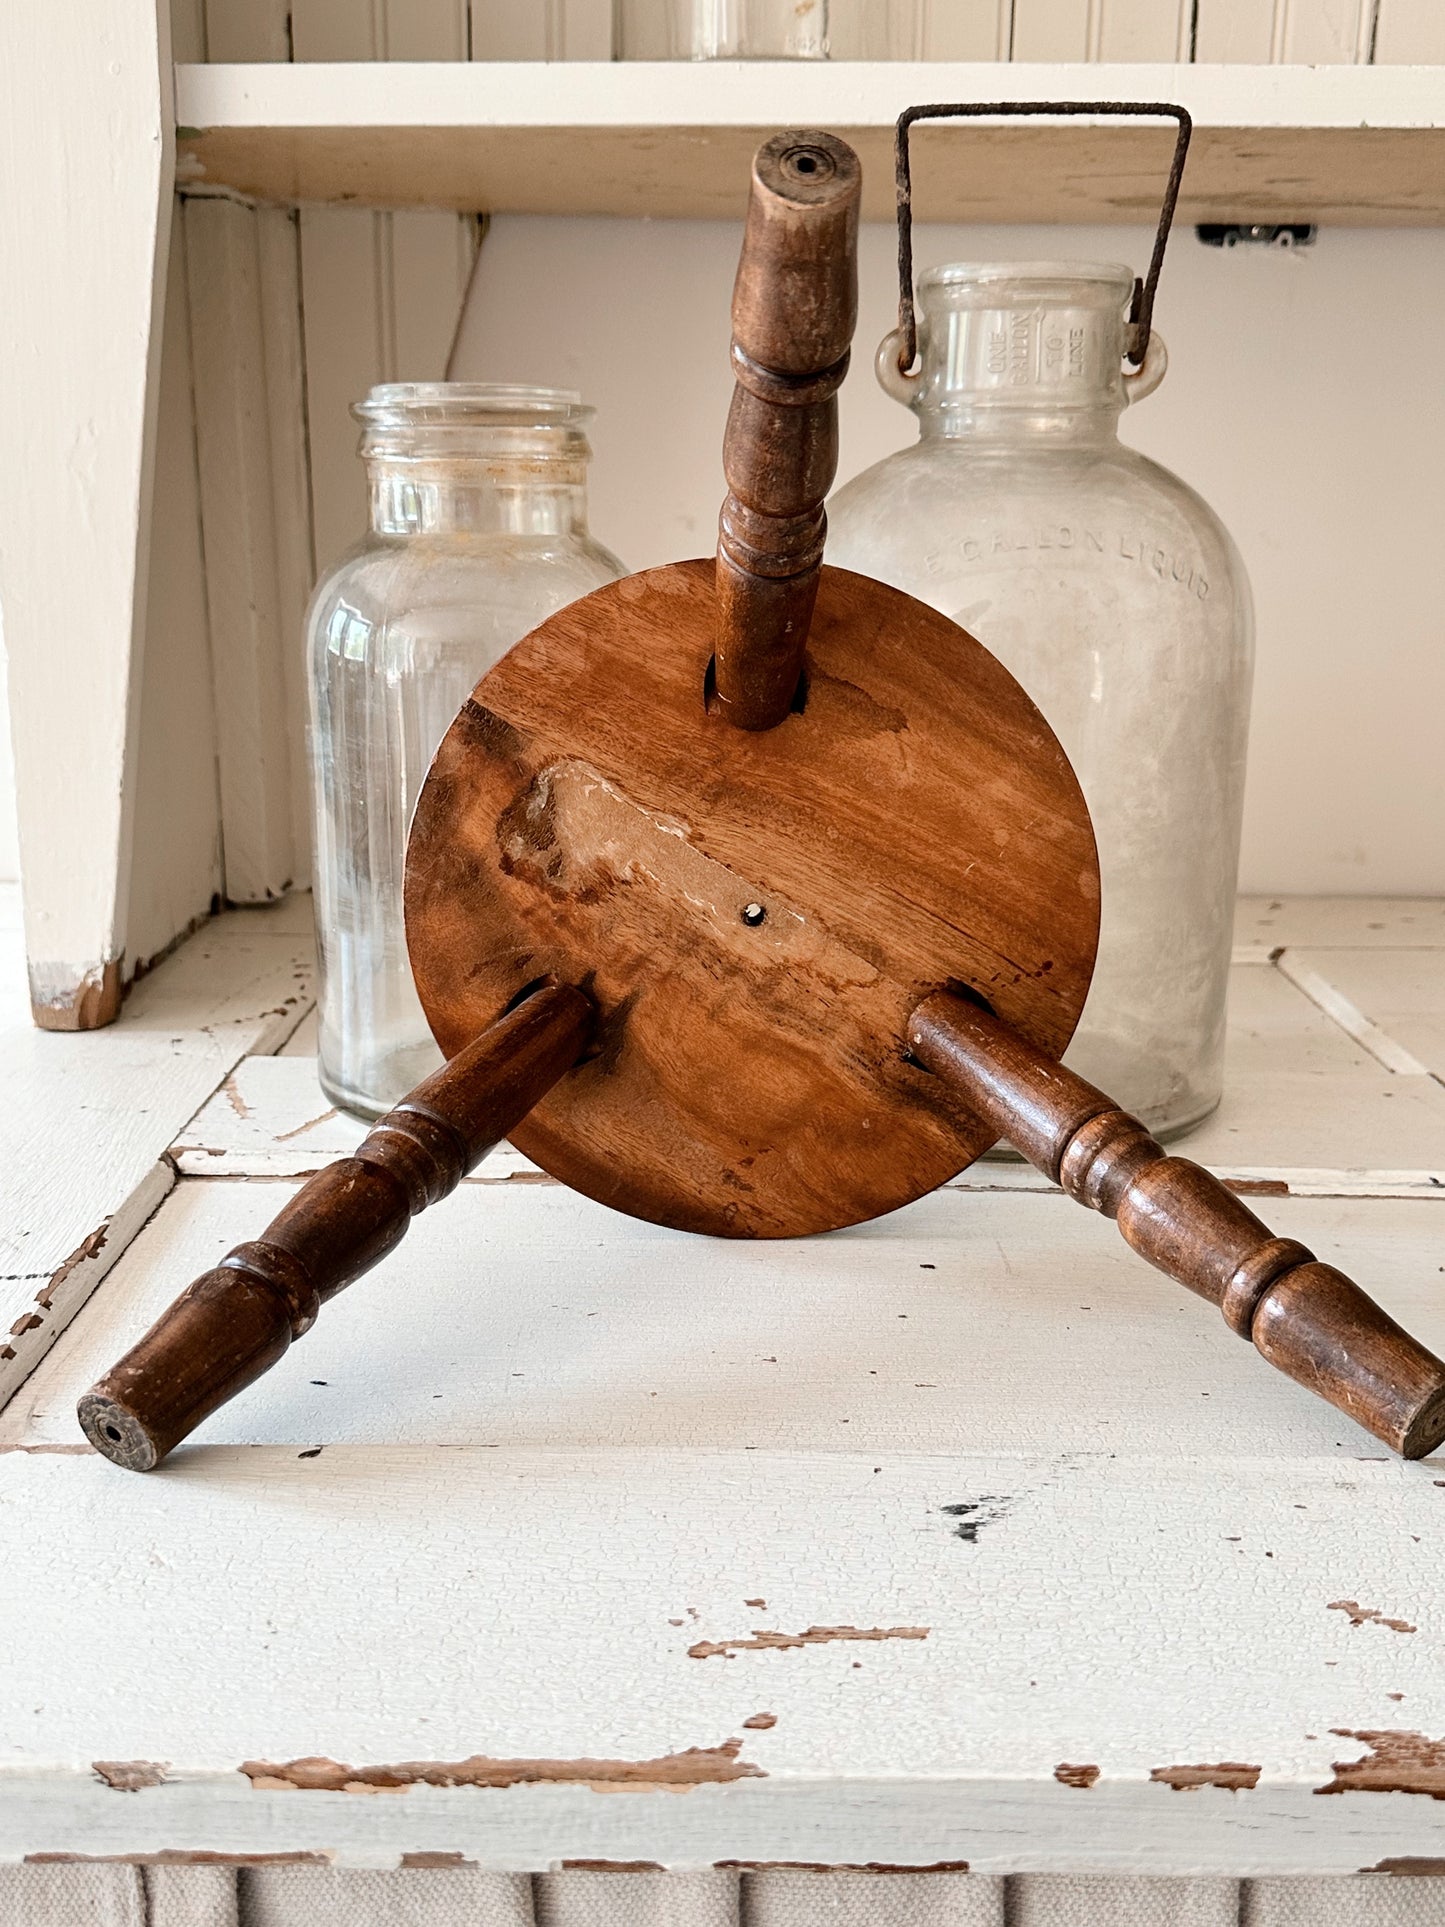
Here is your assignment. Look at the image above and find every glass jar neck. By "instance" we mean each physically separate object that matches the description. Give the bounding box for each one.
[909,263,1134,446]
[355,384,595,539]
[367,457,589,537]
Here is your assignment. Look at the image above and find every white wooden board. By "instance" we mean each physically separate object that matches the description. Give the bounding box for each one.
[1288,950,1445,1081]
[0,905,315,1407]
[173,62,1445,223]
[1236,899,1445,950]
[2,1444,1444,1872]
[10,1179,1445,1463]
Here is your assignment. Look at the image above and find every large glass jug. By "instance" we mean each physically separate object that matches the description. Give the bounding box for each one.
[829,264,1253,1138]
[306,384,625,1119]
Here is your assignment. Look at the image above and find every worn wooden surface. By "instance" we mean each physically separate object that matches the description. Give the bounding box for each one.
[1,894,1443,1868]
[0,892,315,1408]
[174,63,1445,222]
[406,561,1098,1238]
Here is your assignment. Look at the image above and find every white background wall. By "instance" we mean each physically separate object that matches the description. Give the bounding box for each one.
[2,214,1442,896]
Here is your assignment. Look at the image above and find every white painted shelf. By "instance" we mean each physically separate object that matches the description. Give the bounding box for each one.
[175,61,1445,221]
[3,895,1444,1871]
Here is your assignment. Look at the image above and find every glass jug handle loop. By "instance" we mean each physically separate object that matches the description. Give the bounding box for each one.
[876,328,921,405]
[1122,329,1168,404]
[891,100,1192,378]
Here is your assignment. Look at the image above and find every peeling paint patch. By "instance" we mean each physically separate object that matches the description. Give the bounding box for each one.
[400,1852,476,1868]
[241,1739,763,1792]
[1151,1763,1261,1791]
[743,1712,777,1730]
[688,1625,928,1660]
[1319,1730,1445,1798]
[562,1860,666,1872]
[28,1852,327,1866]
[1328,1599,1417,1633]
[0,1442,94,1455]
[940,1497,1009,1543]
[222,1075,251,1119]
[1055,1763,1100,1788]
[276,1108,339,1142]
[37,1222,110,1310]
[717,1861,970,1874]
[93,1760,167,1791]
[1366,1859,1445,1875]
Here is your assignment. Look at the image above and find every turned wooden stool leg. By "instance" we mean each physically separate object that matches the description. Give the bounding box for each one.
[714,130,860,731]
[909,991,1445,1459]
[79,985,594,1471]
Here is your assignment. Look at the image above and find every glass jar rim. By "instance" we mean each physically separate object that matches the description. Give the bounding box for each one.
[917,260,1136,302]
[353,382,593,427]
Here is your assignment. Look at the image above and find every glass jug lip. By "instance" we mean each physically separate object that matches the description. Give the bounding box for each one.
[917,260,1136,306]
[353,382,593,428]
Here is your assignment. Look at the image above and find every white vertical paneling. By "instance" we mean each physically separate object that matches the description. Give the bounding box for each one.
[1011,0,1191,57]
[128,206,223,965]
[184,198,297,902]
[1276,0,1376,61]
[292,0,481,577]
[256,209,317,887]
[170,0,207,63]
[1373,0,1445,58]
[471,0,610,59]
[204,0,291,59]
[1095,0,1193,58]
[297,208,385,575]
[1193,1,1276,60]
[1009,0,1092,58]
[0,0,173,1026]
[922,0,1013,59]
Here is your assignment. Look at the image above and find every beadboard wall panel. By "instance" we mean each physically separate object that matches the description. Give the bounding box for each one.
[1374,0,1445,60]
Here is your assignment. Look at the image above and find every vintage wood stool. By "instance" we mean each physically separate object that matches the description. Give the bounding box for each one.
[80,132,1445,1472]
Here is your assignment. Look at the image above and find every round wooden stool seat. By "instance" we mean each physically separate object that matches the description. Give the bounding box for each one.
[405,560,1100,1238]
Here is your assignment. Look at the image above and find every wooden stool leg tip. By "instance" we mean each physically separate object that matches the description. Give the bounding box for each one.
[1401,1385,1445,1463]
[77,1393,160,1473]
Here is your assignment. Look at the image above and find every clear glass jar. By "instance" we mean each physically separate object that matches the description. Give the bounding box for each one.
[614,0,920,58]
[306,384,624,1119]
[829,264,1253,1138]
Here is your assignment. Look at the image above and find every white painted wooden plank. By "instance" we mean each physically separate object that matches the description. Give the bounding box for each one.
[389,211,482,377]
[298,206,380,576]
[1374,0,1445,60]
[126,203,225,971]
[256,207,317,892]
[386,0,470,61]
[1274,953,1433,1075]
[204,0,291,60]
[1193,0,1276,61]
[1277,0,1376,63]
[921,0,1013,60]
[0,905,315,1409]
[1236,899,1445,950]
[12,1178,1445,1459]
[185,197,299,903]
[0,1,173,1026]
[1010,0,1092,59]
[2,1445,1444,1871]
[1096,0,1193,60]
[1290,949,1445,1079]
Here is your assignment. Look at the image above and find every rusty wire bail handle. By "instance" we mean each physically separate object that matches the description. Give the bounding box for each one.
[894,100,1193,375]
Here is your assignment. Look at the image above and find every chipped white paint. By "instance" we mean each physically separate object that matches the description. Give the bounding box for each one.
[0,899,314,1407]
[1,1446,1444,1871]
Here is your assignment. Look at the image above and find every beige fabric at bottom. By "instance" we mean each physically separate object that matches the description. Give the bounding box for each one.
[1008,1876,1241,1927]
[535,1868,740,1926]
[238,1866,534,1927]
[744,1869,1007,1926]
[1243,1878,1445,1926]
[0,1864,146,1927]
[145,1866,240,1927]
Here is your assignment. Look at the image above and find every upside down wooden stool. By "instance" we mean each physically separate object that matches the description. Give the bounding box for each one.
[80,131,1445,1473]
